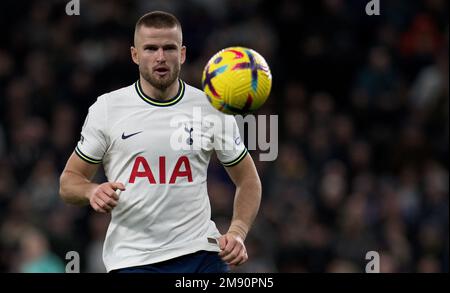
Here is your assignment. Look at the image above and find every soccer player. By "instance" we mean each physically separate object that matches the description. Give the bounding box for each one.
[59,11,262,273]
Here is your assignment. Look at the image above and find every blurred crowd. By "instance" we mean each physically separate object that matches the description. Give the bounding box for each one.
[0,0,448,273]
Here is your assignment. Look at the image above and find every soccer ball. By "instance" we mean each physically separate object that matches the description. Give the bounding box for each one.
[201,46,272,115]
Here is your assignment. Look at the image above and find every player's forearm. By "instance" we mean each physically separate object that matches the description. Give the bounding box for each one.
[59,170,98,206]
[228,177,262,240]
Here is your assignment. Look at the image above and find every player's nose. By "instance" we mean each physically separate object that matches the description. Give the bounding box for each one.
[156,48,166,62]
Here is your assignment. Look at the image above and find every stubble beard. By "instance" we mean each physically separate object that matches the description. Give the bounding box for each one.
[140,64,180,91]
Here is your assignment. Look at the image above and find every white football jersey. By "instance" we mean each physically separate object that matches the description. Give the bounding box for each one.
[75,79,247,272]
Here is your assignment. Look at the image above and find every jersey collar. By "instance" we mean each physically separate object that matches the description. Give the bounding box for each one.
[135,79,185,107]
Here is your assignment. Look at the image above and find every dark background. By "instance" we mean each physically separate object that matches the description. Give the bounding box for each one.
[0,0,448,272]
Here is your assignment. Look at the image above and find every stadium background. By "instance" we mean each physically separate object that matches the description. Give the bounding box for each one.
[0,0,448,273]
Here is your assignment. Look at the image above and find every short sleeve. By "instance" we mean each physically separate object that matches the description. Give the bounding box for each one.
[75,96,108,164]
[213,114,248,167]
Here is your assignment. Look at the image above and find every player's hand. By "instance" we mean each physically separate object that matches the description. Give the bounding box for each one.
[87,182,125,213]
[218,232,248,267]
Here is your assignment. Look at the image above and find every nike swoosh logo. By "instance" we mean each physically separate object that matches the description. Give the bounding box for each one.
[122,131,142,139]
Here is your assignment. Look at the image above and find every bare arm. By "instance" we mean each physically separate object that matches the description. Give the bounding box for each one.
[225,154,262,240]
[59,152,125,213]
[218,153,262,266]
[59,152,100,205]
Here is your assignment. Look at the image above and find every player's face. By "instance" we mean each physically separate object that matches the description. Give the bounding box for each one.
[132,26,186,91]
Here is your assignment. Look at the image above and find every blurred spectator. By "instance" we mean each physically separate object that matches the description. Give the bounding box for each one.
[18,227,65,273]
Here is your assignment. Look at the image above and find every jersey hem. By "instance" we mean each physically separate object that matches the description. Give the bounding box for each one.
[221,148,248,167]
[104,241,221,272]
[75,146,102,164]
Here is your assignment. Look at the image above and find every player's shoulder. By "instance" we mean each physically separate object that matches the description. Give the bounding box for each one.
[102,83,135,102]
[90,83,136,108]
[182,81,221,114]
[183,81,206,101]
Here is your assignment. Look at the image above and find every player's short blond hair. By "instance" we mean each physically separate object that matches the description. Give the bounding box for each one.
[135,11,182,34]
[134,11,183,46]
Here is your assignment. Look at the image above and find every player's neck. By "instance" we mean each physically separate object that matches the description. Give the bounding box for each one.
[140,77,179,101]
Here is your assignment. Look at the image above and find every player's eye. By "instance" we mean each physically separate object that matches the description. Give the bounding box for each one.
[163,45,177,51]
[144,46,158,51]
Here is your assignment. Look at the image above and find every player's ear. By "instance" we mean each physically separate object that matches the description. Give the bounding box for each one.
[180,45,186,65]
[131,46,139,65]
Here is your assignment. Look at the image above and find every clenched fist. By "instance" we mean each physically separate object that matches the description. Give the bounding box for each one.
[87,182,125,213]
[218,232,248,267]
